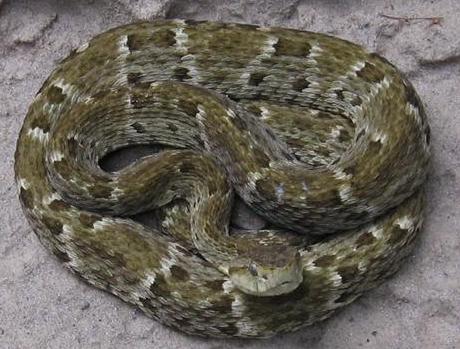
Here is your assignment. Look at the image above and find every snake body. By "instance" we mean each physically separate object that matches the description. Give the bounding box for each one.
[15,20,430,337]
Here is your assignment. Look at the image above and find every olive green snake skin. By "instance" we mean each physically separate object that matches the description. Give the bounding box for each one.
[14,20,430,338]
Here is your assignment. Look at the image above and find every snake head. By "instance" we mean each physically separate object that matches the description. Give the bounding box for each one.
[228,246,303,296]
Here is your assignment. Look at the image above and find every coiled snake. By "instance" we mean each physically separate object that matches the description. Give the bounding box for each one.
[14,20,431,338]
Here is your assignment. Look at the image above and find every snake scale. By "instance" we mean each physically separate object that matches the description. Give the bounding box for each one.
[14,20,430,338]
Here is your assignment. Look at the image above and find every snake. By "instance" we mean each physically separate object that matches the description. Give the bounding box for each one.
[14,19,431,338]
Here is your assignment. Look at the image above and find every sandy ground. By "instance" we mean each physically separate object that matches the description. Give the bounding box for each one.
[1,0,459,348]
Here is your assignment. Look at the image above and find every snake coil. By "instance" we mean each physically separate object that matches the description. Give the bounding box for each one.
[15,20,430,338]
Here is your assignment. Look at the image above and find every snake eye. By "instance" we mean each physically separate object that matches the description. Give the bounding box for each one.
[248,261,258,276]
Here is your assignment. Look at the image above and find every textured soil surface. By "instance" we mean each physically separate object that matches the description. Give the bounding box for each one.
[1,1,459,348]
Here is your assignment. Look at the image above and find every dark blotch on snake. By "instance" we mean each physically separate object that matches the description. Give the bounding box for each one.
[30,116,51,134]
[131,121,146,133]
[329,189,346,206]
[292,77,309,92]
[183,19,202,25]
[67,138,80,158]
[149,274,171,298]
[53,160,72,180]
[337,265,360,284]
[342,165,356,177]
[424,126,431,145]
[151,28,176,48]
[367,140,383,155]
[314,254,336,267]
[334,290,357,304]
[174,243,195,258]
[126,34,143,52]
[248,72,267,86]
[139,297,158,314]
[79,213,100,228]
[337,129,349,143]
[204,279,225,291]
[167,122,178,132]
[208,295,234,313]
[46,85,66,104]
[173,67,191,81]
[192,133,205,148]
[127,72,143,84]
[229,114,248,131]
[350,94,362,106]
[317,111,335,120]
[265,127,278,141]
[355,128,366,141]
[53,248,72,263]
[42,215,64,235]
[356,62,385,84]
[130,92,152,109]
[226,22,258,31]
[19,187,34,210]
[179,100,199,116]
[335,89,346,101]
[274,38,311,57]
[170,265,190,282]
[88,183,113,199]
[387,226,410,245]
[173,317,200,334]
[404,83,423,112]
[217,323,239,337]
[49,199,71,211]
[355,232,377,248]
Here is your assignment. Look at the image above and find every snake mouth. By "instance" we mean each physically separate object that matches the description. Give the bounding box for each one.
[229,271,304,297]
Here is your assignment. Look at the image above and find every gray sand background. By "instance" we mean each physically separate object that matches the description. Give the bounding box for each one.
[1,0,459,348]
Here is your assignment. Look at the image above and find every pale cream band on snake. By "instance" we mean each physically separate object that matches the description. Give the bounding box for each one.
[14,20,430,338]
